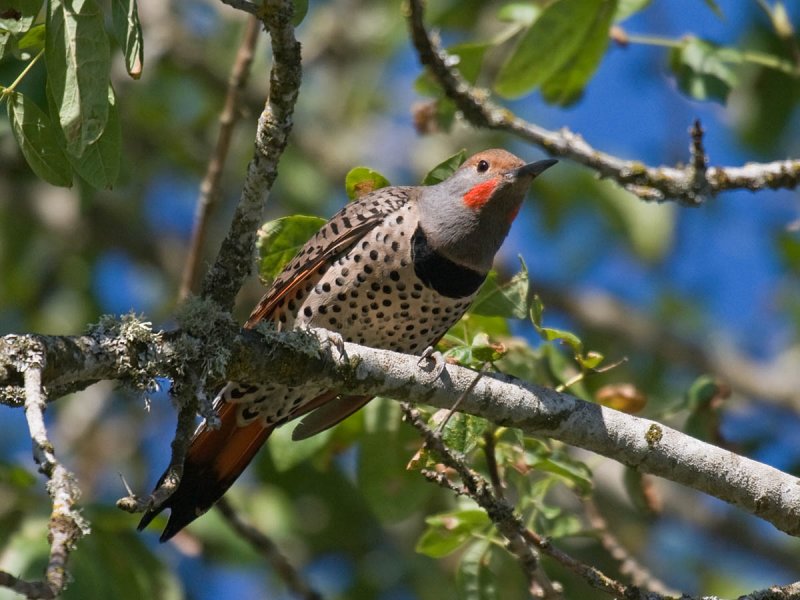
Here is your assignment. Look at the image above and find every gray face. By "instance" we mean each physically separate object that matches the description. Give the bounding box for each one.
[416,149,539,273]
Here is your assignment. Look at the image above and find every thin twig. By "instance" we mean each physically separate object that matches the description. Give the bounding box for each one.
[180,16,262,300]
[435,362,489,433]
[216,498,322,600]
[482,430,504,500]
[583,499,679,596]
[201,0,302,311]
[403,404,564,599]
[117,399,196,514]
[406,0,800,204]
[1,351,89,599]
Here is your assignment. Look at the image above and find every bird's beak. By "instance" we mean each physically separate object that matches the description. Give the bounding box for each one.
[513,158,558,179]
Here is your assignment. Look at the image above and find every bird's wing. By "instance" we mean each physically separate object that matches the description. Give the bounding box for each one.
[245,189,410,328]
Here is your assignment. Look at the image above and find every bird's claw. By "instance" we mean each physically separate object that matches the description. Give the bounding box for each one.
[418,346,446,379]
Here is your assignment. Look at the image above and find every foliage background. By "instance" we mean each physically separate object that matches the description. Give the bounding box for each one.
[1,0,800,598]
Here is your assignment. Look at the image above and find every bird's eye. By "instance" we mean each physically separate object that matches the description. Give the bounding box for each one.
[477,160,489,173]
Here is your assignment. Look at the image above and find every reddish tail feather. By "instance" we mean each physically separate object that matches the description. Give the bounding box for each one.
[138,402,274,542]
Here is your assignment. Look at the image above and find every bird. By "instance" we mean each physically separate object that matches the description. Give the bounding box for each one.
[138,149,557,541]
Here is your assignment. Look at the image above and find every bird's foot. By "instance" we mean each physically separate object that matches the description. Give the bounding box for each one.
[418,345,446,379]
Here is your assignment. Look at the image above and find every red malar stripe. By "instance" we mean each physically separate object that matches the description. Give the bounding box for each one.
[462,179,499,210]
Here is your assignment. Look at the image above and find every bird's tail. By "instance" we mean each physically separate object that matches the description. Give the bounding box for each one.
[138,401,274,542]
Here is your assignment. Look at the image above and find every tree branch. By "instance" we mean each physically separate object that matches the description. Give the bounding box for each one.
[2,324,799,538]
[201,0,301,310]
[0,343,89,599]
[406,0,800,204]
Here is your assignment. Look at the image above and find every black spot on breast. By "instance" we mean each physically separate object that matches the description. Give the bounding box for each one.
[411,226,486,299]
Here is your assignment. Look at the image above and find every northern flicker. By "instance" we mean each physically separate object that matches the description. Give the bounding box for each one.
[138,149,556,541]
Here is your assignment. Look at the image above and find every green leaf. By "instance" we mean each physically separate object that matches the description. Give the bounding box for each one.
[291,0,308,25]
[58,84,121,188]
[457,539,496,600]
[46,0,111,157]
[576,350,604,370]
[668,36,740,103]
[441,412,490,455]
[530,454,593,495]
[448,42,490,84]
[540,0,616,105]
[7,91,72,186]
[358,425,433,522]
[422,148,466,185]
[539,326,583,354]
[470,260,531,319]
[0,0,41,35]
[111,0,143,79]
[344,166,390,200]
[529,294,544,327]
[416,510,490,558]
[268,421,333,472]
[256,215,326,282]
[494,0,617,99]
[17,22,45,54]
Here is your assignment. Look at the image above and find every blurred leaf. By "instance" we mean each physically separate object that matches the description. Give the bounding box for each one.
[497,2,540,25]
[701,0,723,18]
[457,539,496,600]
[444,312,510,352]
[777,230,800,275]
[470,261,530,319]
[668,36,740,103]
[344,166,390,200]
[422,148,466,185]
[529,453,593,495]
[529,294,544,327]
[449,42,490,84]
[615,0,651,21]
[684,375,728,442]
[416,510,490,558]
[46,0,110,157]
[623,467,661,516]
[440,412,490,455]
[291,0,308,25]
[495,0,617,99]
[540,0,616,105]
[256,215,326,283]
[596,382,646,413]
[7,91,72,186]
[0,462,36,488]
[358,425,433,522]
[63,508,182,600]
[0,0,40,35]
[545,511,584,538]
[593,178,675,262]
[111,0,143,79]
[269,421,333,472]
